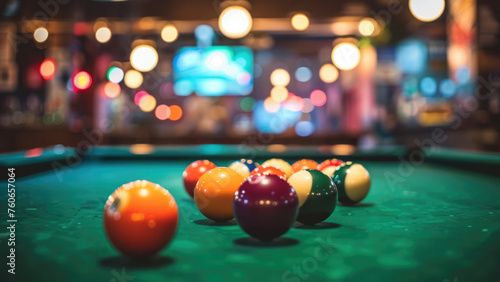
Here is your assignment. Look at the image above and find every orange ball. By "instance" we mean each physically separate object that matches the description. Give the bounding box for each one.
[317,158,344,177]
[292,159,319,172]
[194,167,244,222]
[249,166,288,180]
[103,180,179,257]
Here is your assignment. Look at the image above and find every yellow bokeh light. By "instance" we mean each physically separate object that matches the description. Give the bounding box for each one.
[95,27,112,43]
[409,0,445,22]
[358,19,375,36]
[331,42,361,71]
[291,14,309,31]
[270,69,290,87]
[264,97,281,113]
[330,144,356,155]
[138,94,156,112]
[130,45,158,72]
[270,86,288,102]
[129,144,154,155]
[33,27,49,43]
[73,71,92,90]
[161,25,178,43]
[319,64,339,83]
[218,6,252,39]
[124,70,143,89]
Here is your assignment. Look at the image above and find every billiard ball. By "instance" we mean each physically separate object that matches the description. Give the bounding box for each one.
[229,159,259,178]
[332,162,371,205]
[103,180,179,257]
[249,165,287,180]
[233,174,299,241]
[292,159,318,172]
[261,158,294,178]
[194,167,244,222]
[317,158,344,177]
[287,169,338,225]
[183,160,217,198]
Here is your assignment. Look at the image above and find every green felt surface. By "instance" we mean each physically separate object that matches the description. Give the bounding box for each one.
[1,153,500,282]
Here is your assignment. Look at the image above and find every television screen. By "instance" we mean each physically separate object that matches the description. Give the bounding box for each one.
[173,46,253,96]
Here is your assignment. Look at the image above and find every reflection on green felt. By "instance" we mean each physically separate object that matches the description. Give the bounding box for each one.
[2,154,500,282]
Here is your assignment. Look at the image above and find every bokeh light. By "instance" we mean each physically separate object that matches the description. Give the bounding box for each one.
[295,121,315,137]
[155,104,171,120]
[319,64,339,83]
[129,144,154,155]
[103,82,121,98]
[295,67,312,82]
[291,13,309,31]
[358,19,375,36]
[138,94,157,112]
[283,95,305,112]
[130,45,158,72]
[73,22,88,36]
[124,70,143,89]
[161,25,178,43]
[455,67,470,85]
[73,71,92,90]
[396,39,427,75]
[270,69,290,87]
[195,25,215,45]
[332,42,361,71]
[134,91,149,105]
[409,0,445,22]
[253,101,301,134]
[33,27,48,43]
[270,86,288,102]
[331,144,356,155]
[107,67,124,83]
[240,97,256,112]
[440,79,456,97]
[218,6,252,39]
[302,98,314,113]
[95,27,112,43]
[264,97,281,113]
[168,105,183,121]
[40,59,56,80]
[403,76,419,97]
[420,77,437,96]
[310,90,327,106]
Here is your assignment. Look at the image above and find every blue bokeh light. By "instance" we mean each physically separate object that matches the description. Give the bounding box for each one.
[254,101,301,134]
[440,79,456,97]
[295,121,315,136]
[420,77,437,96]
[396,40,427,75]
[295,67,312,82]
[455,67,470,85]
[195,25,214,48]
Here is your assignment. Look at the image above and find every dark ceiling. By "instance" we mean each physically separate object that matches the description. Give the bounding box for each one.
[2,0,382,20]
[2,0,499,48]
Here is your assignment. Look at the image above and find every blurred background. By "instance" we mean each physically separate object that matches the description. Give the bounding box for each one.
[0,0,499,153]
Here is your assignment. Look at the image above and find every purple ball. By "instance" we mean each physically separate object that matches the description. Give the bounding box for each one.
[233,174,299,241]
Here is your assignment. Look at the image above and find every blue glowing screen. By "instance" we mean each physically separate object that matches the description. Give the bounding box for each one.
[173,46,253,96]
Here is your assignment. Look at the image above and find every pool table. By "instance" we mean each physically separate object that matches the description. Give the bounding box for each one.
[1,144,499,282]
